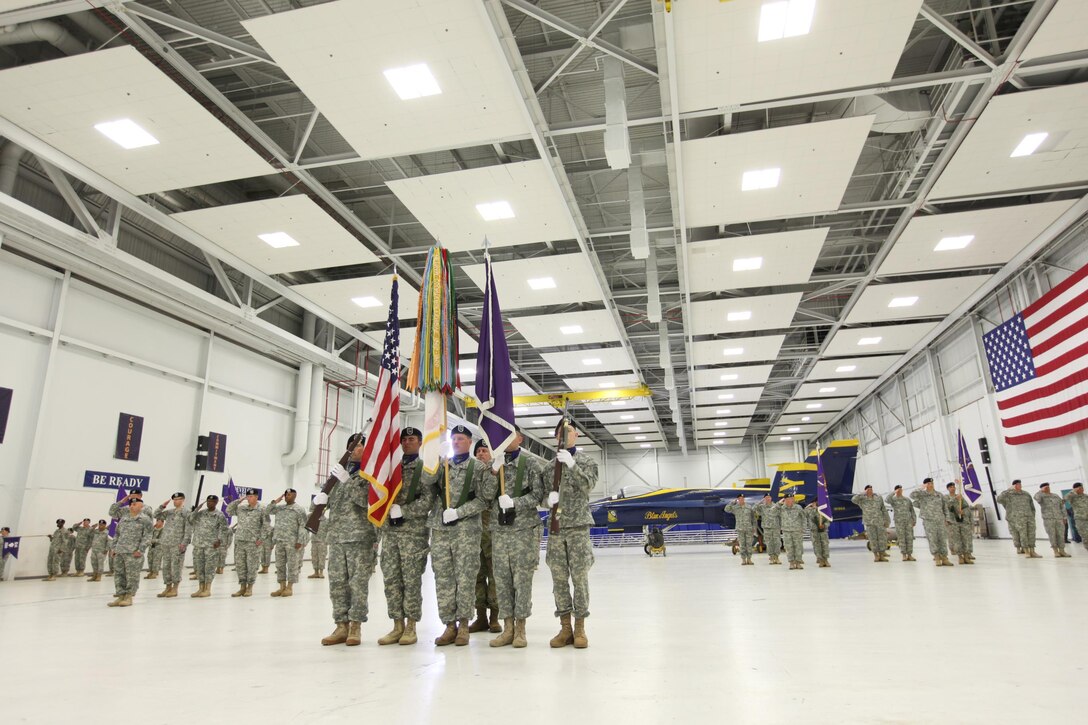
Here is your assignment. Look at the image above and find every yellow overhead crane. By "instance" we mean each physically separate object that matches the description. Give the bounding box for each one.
[462,385,653,409]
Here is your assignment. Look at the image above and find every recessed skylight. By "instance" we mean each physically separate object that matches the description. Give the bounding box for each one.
[715,421,729,427]
[722,347,744,356]
[720,373,739,381]
[716,409,732,415]
[582,358,602,366]
[639,443,652,448]
[560,325,584,335]
[805,403,822,409]
[258,232,300,249]
[758,0,816,42]
[1010,132,1048,158]
[835,365,857,373]
[634,435,647,440]
[475,201,515,221]
[717,393,735,400]
[620,415,634,421]
[741,167,781,191]
[888,296,919,308]
[528,277,556,290]
[934,235,974,252]
[787,427,801,432]
[94,119,159,149]
[628,426,642,431]
[732,257,763,272]
[819,387,837,393]
[780,436,793,441]
[351,296,381,308]
[857,337,882,346]
[383,63,441,100]
[727,311,753,322]
[801,416,811,422]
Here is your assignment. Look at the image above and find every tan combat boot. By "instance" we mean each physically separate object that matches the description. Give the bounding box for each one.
[963,554,975,565]
[489,609,501,633]
[434,622,457,646]
[512,619,528,648]
[490,618,515,648]
[318,570,325,578]
[346,622,362,646]
[215,567,224,574]
[573,619,588,649]
[906,554,916,561]
[550,613,574,648]
[378,619,405,646]
[271,581,286,597]
[44,575,56,582]
[242,583,253,597]
[281,583,293,597]
[157,585,170,598]
[455,618,471,646]
[107,595,123,607]
[941,555,955,566]
[259,565,269,574]
[957,554,966,564]
[231,584,246,597]
[321,623,348,646]
[308,570,321,579]
[95,574,104,581]
[191,584,206,598]
[118,594,133,607]
[1059,549,1071,558]
[144,571,156,580]
[190,572,198,580]
[399,619,418,645]
[468,606,489,633]
[1026,548,1042,559]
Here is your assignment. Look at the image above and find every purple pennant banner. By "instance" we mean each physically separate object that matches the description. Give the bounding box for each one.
[2,536,19,559]
[207,432,227,473]
[114,412,144,461]
[957,429,983,503]
[816,450,833,523]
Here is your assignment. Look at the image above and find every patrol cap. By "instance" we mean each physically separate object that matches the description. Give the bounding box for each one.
[206,495,219,502]
[894,485,903,491]
[171,492,185,500]
[401,426,422,440]
[244,488,259,496]
[922,477,934,484]
[1074,483,1084,490]
[473,439,489,453]
[864,485,873,491]
[450,424,472,438]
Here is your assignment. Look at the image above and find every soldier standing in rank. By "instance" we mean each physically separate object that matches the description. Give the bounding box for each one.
[226,488,270,597]
[912,478,953,566]
[155,493,192,598]
[1035,483,1071,558]
[996,480,1041,558]
[886,486,917,561]
[755,494,783,564]
[307,502,328,579]
[482,427,547,648]
[217,523,234,575]
[724,495,757,565]
[316,433,380,647]
[106,498,153,607]
[777,496,807,570]
[429,426,498,647]
[59,523,77,576]
[1065,483,1088,552]
[73,519,94,577]
[145,519,165,579]
[45,519,67,581]
[0,526,10,581]
[267,489,308,597]
[260,526,273,575]
[945,482,976,565]
[469,439,501,635]
[852,485,891,562]
[190,495,227,598]
[377,427,435,647]
[87,520,109,581]
[805,502,831,567]
[545,421,597,650]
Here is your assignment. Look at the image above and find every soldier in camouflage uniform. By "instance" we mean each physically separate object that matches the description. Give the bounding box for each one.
[155,493,192,597]
[307,503,328,578]
[88,520,109,581]
[226,489,270,597]
[852,486,891,562]
[217,524,234,575]
[73,519,94,576]
[0,526,10,581]
[777,497,807,569]
[45,519,67,580]
[482,429,547,648]
[267,489,309,597]
[317,434,381,647]
[805,502,831,567]
[912,478,953,566]
[545,421,597,650]
[260,527,273,574]
[755,494,783,564]
[190,495,227,598]
[724,495,757,565]
[106,499,153,607]
[945,483,976,564]
[59,523,76,576]
[469,440,500,635]
[430,425,499,647]
[377,427,435,647]
[1035,483,1070,558]
[886,486,917,561]
[1065,483,1087,551]
[145,519,164,579]
[996,480,1041,558]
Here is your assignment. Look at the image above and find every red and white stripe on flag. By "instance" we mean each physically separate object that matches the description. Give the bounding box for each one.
[360,280,403,526]
[985,261,1088,445]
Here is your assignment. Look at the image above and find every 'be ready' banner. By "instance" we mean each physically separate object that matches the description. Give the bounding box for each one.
[84,471,151,492]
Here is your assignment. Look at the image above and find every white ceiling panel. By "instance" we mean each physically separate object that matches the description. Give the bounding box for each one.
[697,437,747,447]
[619,441,668,451]
[782,397,856,415]
[0,47,275,194]
[586,398,651,412]
[386,161,578,251]
[605,421,661,436]
[691,364,774,389]
[776,412,838,426]
[692,386,764,406]
[794,380,875,399]
[695,417,752,432]
[672,0,922,111]
[689,293,801,335]
[878,200,1077,276]
[769,424,825,437]
[540,347,633,376]
[1020,0,1088,61]
[511,404,561,418]
[291,275,419,324]
[511,309,621,348]
[611,430,664,442]
[690,335,786,365]
[242,0,530,160]
[171,195,378,274]
[682,117,874,227]
[808,356,899,381]
[561,373,641,392]
[687,229,827,293]
[845,276,992,324]
[692,403,759,418]
[930,82,1088,200]
[515,414,561,429]
[463,253,604,311]
[593,409,657,425]
[823,322,938,357]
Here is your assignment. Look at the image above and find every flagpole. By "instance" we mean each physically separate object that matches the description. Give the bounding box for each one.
[443,402,451,509]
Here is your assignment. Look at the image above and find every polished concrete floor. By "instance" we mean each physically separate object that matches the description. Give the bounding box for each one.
[1,539,1084,724]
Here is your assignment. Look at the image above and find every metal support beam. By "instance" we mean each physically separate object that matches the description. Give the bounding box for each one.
[38,161,101,238]
[919,4,999,70]
[535,0,630,93]
[292,108,321,165]
[203,253,242,307]
[124,2,274,64]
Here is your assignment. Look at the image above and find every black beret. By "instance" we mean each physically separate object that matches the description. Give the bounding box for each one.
[946,483,956,489]
[894,485,903,491]
[922,477,933,484]
[98,519,107,525]
[473,439,489,453]
[171,492,185,499]
[244,488,259,496]
[401,426,422,440]
[285,488,297,494]
[1040,482,1050,489]
[129,488,143,495]
[56,519,65,525]
[864,485,873,490]
[1074,483,1084,489]
[206,495,219,502]
[450,424,472,438]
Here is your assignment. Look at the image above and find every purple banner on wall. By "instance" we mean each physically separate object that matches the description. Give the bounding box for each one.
[208,432,227,473]
[3,536,21,559]
[114,413,144,461]
[83,470,151,491]
[0,387,12,444]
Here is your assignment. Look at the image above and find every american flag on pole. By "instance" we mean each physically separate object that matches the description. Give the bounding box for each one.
[815,449,833,523]
[956,429,983,503]
[983,260,1088,445]
[360,277,402,526]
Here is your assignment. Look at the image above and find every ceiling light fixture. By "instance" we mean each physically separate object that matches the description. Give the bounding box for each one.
[715,421,729,427]
[805,403,822,409]
[712,440,724,446]
[599,382,615,389]
[383,62,441,100]
[801,416,811,422]
[716,409,732,415]
[532,419,546,425]
[727,311,753,322]
[819,387,837,393]
[722,347,744,356]
[258,232,300,249]
[639,443,652,448]
[611,401,626,407]
[857,337,882,346]
[620,415,634,421]
[888,296,919,308]
[835,365,857,373]
[741,167,781,191]
[780,436,793,441]
[732,257,764,272]
[1010,131,1048,158]
[787,427,801,432]
[718,394,735,401]
[634,435,647,441]
[560,325,583,335]
[351,296,382,308]
[475,201,515,221]
[934,235,974,252]
[720,373,739,381]
[582,358,602,366]
[527,277,556,290]
[758,0,817,42]
[628,426,642,431]
[713,432,727,438]
[94,119,159,149]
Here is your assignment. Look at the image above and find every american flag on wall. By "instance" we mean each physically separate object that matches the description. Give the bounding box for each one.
[983,260,1088,445]
[359,277,402,526]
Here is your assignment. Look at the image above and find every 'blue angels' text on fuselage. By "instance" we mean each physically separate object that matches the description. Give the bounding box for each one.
[589,440,861,531]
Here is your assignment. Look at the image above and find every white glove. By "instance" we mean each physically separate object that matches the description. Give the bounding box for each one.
[442,508,459,524]
[548,491,560,507]
[390,504,403,519]
[313,492,329,506]
[491,457,503,473]
[556,449,575,468]
[330,464,349,483]
[498,494,515,510]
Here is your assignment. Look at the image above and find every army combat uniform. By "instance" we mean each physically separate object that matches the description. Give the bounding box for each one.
[154,504,192,596]
[308,504,328,577]
[1035,488,1070,557]
[189,507,227,597]
[755,500,783,564]
[226,498,270,596]
[45,523,67,579]
[322,470,381,647]
[59,526,76,575]
[945,492,976,564]
[544,448,597,649]
[911,488,953,566]
[261,528,274,573]
[805,504,831,567]
[88,527,110,580]
[851,492,890,562]
[724,500,758,564]
[885,491,917,560]
[996,487,1040,557]
[146,525,164,578]
[73,525,94,576]
[218,526,235,573]
[107,510,153,607]
[267,501,309,596]
[1065,489,1088,552]
[777,502,807,569]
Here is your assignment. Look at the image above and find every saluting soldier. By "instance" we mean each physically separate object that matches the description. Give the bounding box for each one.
[852,485,890,562]
[806,502,831,567]
[145,519,164,579]
[755,495,783,564]
[226,489,270,597]
[912,478,953,566]
[73,519,94,577]
[996,480,1041,558]
[267,489,309,597]
[1065,483,1088,552]
[87,520,110,582]
[1035,483,1070,558]
[45,519,67,581]
[886,486,917,561]
[190,495,227,598]
[107,499,153,607]
[777,496,807,570]
[154,492,192,598]
[724,495,757,565]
